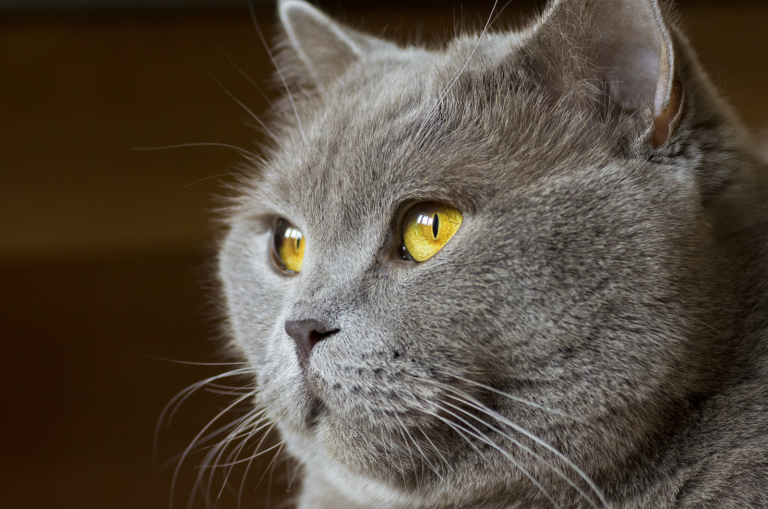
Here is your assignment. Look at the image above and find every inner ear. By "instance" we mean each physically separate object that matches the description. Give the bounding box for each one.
[595,0,683,147]
[651,29,684,149]
[595,2,663,112]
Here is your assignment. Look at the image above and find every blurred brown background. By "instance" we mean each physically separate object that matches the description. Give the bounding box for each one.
[2,1,767,508]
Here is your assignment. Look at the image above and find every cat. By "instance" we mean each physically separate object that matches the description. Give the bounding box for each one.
[213,0,768,507]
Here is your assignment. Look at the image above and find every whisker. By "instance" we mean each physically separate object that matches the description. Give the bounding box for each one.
[428,0,500,117]
[198,407,273,508]
[285,454,302,493]
[239,420,280,509]
[437,370,585,422]
[415,427,470,503]
[148,358,249,367]
[160,412,257,470]
[207,417,276,508]
[393,417,420,484]
[394,414,466,501]
[265,441,286,509]
[248,1,308,145]
[210,437,284,469]
[417,374,607,507]
[209,412,270,469]
[441,397,600,508]
[204,381,258,397]
[419,403,559,507]
[170,390,257,508]
[206,381,258,390]
[251,437,287,499]
[155,367,257,466]
[423,407,483,455]
[489,0,517,29]
[216,44,279,113]
[428,403,561,509]
[401,418,430,483]
[133,143,257,160]
[203,411,265,507]
[159,368,255,427]
[417,427,453,476]
[203,388,254,398]
[184,173,243,190]
[211,77,280,143]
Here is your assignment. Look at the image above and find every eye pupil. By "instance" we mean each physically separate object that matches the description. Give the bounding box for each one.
[432,213,439,239]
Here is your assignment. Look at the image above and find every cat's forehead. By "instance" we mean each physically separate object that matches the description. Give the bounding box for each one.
[247,30,615,236]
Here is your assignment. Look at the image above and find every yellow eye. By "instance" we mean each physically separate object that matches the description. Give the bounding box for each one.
[402,203,463,262]
[272,219,305,273]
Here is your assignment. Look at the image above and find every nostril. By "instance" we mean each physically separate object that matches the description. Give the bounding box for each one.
[284,319,340,366]
[309,328,337,346]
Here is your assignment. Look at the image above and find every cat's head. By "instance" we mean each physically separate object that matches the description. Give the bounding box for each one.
[218,0,756,505]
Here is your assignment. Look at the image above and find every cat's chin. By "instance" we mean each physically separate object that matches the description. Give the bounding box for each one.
[283,416,543,509]
[295,380,326,428]
[284,429,439,496]
[280,403,461,494]
[289,440,456,509]
[270,364,479,490]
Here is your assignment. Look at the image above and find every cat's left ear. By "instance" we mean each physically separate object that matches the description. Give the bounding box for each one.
[278,0,394,87]
[535,0,683,148]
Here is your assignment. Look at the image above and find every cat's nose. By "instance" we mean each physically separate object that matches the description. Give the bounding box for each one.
[284,319,340,366]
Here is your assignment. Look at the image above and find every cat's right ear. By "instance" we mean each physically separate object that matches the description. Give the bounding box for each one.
[278,0,390,87]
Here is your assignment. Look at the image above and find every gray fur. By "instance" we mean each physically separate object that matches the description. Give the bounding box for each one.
[216,0,768,507]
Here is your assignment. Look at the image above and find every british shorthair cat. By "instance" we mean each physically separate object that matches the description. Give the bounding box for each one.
[212,0,768,507]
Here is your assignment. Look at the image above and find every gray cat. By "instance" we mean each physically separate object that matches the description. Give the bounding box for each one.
[214,0,768,507]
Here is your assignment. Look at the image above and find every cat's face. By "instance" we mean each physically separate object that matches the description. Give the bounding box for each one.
[218,0,740,505]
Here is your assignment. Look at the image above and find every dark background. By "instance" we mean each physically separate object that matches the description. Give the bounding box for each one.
[2,1,767,508]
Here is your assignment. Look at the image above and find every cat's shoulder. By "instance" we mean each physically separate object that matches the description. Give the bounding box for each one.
[675,370,768,507]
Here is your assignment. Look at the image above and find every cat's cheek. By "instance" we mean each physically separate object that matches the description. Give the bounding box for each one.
[219,227,310,416]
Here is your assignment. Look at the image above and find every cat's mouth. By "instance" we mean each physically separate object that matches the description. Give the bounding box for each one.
[294,369,328,428]
[304,392,325,427]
